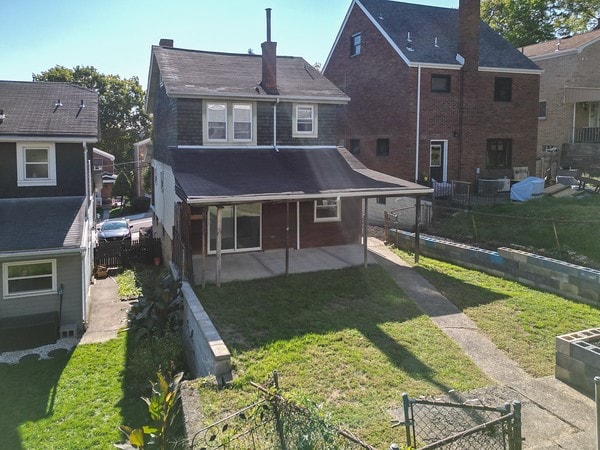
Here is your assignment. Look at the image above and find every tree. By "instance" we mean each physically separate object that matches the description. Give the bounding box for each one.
[482,0,600,47]
[33,65,151,165]
[112,172,133,209]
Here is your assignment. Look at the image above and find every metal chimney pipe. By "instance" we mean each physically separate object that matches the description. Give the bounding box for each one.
[266,8,272,42]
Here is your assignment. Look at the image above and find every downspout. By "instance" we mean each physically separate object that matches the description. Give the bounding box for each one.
[572,103,576,144]
[415,65,422,182]
[273,97,280,150]
[82,142,90,323]
[296,202,300,249]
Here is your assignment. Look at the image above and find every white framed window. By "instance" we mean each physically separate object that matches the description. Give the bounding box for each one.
[3,259,57,298]
[293,104,318,138]
[350,33,361,56]
[314,198,341,222]
[16,142,57,186]
[204,101,255,144]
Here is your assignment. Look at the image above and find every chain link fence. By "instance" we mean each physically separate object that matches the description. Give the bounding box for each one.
[396,393,522,450]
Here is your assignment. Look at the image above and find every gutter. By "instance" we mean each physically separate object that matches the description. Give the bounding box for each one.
[415,64,422,182]
[0,247,84,260]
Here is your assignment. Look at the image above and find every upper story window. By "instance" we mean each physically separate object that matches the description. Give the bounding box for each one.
[486,138,512,168]
[314,198,341,222]
[350,33,361,56]
[376,138,390,156]
[350,139,360,155]
[431,74,451,93]
[494,77,512,102]
[293,104,318,138]
[16,142,57,187]
[3,259,56,298]
[538,101,547,119]
[204,101,256,144]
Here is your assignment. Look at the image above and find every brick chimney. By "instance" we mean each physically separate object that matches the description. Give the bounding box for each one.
[458,0,480,71]
[260,8,278,94]
[159,39,174,48]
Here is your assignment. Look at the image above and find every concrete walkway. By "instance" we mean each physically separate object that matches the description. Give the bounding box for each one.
[367,237,596,449]
[79,274,130,344]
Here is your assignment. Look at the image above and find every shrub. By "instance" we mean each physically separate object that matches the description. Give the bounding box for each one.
[131,196,151,213]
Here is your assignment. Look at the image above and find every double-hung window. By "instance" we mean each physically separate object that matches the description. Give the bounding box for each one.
[314,198,341,222]
[16,142,56,186]
[350,33,361,56]
[293,104,318,138]
[486,138,512,168]
[3,259,56,298]
[205,102,255,144]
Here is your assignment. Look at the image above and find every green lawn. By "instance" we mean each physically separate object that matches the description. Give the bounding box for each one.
[395,249,600,377]
[193,266,491,447]
[430,195,600,268]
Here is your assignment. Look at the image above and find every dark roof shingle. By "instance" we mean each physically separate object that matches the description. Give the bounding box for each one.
[171,147,430,203]
[356,0,540,71]
[150,46,349,103]
[0,81,98,138]
[0,197,86,253]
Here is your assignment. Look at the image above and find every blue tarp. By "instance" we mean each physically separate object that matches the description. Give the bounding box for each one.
[510,177,545,201]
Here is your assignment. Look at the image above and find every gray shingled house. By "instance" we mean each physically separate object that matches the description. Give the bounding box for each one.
[145,10,432,286]
[0,81,99,350]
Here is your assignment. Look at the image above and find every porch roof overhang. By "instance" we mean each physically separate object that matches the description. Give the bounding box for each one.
[564,87,600,103]
[171,146,432,205]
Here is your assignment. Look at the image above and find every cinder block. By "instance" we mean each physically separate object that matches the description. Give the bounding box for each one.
[555,351,571,370]
[559,282,579,297]
[555,365,570,383]
[555,336,572,356]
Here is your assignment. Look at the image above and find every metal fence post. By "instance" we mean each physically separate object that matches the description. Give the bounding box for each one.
[595,376,600,450]
[512,400,522,450]
[272,371,287,450]
[402,393,412,447]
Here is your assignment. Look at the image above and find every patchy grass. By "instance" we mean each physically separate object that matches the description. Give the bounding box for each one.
[430,195,600,268]
[116,269,142,299]
[394,249,600,377]
[193,266,491,447]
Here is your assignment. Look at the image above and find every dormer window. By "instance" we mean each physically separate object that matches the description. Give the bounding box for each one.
[204,101,256,144]
[16,142,57,187]
[293,104,318,138]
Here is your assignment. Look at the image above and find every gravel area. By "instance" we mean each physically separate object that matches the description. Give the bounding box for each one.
[0,337,79,365]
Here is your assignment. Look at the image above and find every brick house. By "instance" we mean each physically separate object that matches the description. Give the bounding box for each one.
[92,147,116,205]
[0,81,99,350]
[323,0,541,190]
[145,10,431,285]
[523,28,600,177]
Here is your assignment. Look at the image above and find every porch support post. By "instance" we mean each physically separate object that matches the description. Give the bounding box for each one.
[216,206,222,287]
[285,202,290,277]
[414,196,421,264]
[201,207,207,288]
[572,103,576,144]
[363,198,368,267]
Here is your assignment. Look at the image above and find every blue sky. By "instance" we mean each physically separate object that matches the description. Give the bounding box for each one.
[1,0,457,89]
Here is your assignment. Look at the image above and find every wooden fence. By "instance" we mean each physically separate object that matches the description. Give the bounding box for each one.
[94,238,161,268]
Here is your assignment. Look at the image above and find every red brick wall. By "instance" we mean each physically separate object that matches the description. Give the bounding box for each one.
[324,4,540,183]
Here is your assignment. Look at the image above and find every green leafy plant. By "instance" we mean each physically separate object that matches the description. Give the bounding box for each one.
[128,275,183,342]
[116,369,184,449]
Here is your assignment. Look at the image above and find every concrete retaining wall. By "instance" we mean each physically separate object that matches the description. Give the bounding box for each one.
[169,263,232,385]
[556,328,600,397]
[392,230,600,306]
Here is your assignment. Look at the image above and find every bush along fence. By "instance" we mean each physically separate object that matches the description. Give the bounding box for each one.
[389,230,600,307]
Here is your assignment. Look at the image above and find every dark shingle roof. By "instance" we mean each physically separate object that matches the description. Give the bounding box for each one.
[0,81,98,138]
[356,0,539,71]
[0,197,85,252]
[171,147,430,203]
[150,46,350,103]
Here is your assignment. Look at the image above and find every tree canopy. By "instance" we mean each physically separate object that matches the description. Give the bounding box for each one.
[33,65,151,166]
[481,0,600,47]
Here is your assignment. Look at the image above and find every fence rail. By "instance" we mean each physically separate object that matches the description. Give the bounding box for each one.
[398,393,522,450]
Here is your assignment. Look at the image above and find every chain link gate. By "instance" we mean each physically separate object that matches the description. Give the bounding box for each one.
[395,393,522,449]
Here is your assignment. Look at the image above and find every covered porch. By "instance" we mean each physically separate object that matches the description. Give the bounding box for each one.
[192,243,377,285]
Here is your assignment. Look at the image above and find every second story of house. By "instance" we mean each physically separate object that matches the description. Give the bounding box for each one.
[323,0,541,183]
[0,81,99,198]
[145,15,350,165]
[92,147,115,174]
[524,28,600,151]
